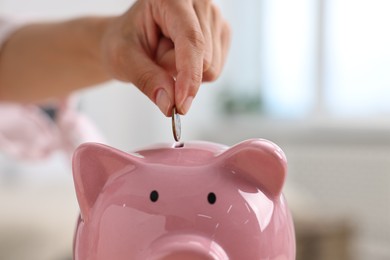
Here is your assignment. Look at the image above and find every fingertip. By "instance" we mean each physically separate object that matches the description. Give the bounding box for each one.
[175,71,201,115]
[180,96,194,115]
[203,65,219,82]
[203,53,212,73]
[155,88,173,116]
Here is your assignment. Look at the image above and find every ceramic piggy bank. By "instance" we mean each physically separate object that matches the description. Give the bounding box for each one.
[72,139,295,260]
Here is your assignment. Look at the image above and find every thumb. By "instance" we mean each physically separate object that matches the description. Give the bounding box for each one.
[129,51,175,116]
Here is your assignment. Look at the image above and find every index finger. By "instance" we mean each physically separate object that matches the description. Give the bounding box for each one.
[154,0,206,114]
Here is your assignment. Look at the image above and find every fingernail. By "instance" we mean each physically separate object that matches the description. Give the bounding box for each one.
[156,89,171,115]
[181,96,193,115]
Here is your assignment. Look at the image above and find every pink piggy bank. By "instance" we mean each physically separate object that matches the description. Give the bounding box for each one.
[72,139,295,260]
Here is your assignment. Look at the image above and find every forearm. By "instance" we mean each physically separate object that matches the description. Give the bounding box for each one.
[0,17,113,102]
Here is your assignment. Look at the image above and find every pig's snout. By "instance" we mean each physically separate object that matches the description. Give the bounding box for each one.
[148,234,228,260]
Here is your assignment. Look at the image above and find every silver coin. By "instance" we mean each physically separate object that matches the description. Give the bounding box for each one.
[172,106,181,142]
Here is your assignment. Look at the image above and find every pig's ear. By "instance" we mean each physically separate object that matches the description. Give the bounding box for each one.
[218,139,287,198]
[72,142,140,222]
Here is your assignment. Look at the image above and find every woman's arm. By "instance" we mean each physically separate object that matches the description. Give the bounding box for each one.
[0,0,230,115]
[0,17,112,102]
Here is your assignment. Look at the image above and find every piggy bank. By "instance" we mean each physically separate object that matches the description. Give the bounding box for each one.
[72,139,295,260]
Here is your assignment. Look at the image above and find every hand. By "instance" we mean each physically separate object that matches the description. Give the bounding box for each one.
[101,0,231,116]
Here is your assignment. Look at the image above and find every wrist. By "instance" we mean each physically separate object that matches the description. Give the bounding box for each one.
[71,17,114,81]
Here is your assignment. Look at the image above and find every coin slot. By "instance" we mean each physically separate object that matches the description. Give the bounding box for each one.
[173,142,184,148]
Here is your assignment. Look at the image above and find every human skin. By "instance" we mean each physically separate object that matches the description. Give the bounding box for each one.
[0,0,230,116]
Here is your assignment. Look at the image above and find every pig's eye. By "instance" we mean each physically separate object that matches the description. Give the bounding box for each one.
[150,190,159,202]
[207,192,217,204]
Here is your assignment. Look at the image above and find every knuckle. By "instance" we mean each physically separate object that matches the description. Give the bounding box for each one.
[203,56,212,71]
[183,69,202,96]
[191,68,203,84]
[202,0,212,6]
[203,66,219,82]
[157,0,170,6]
[135,69,155,94]
[158,0,170,9]
[211,3,221,19]
[185,29,206,52]
[223,21,231,36]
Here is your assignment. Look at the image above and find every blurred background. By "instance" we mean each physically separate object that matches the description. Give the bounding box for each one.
[1,0,390,259]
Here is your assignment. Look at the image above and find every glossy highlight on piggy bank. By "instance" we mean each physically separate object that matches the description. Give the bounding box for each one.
[72,139,296,260]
